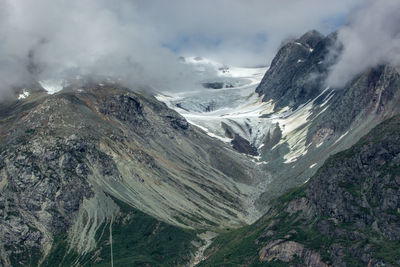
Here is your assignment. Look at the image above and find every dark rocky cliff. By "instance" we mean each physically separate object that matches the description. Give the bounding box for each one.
[255,30,334,110]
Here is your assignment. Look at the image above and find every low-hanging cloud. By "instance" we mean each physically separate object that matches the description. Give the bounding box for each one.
[0,0,215,95]
[0,0,364,96]
[327,0,400,88]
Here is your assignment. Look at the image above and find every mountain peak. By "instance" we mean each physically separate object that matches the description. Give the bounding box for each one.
[297,29,325,48]
[255,30,331,110]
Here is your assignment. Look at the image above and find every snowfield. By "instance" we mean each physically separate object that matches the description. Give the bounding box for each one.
[156,57,333,164]
[157,57,272,148]
[18,90,30,99]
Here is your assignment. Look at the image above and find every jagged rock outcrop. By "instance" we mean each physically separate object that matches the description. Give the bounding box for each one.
[231,134,259,156]
[259,239,328,267]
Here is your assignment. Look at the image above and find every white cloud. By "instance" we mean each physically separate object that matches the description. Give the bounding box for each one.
[0,0,364,96]
[327,0,400,88]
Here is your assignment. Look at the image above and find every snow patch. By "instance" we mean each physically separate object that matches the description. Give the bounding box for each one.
[320,87,334,107]
[18,90,30,99]
[271,87,333,164]
[335,131,349,144]
[188,120,232,143]
[39,79,65,94]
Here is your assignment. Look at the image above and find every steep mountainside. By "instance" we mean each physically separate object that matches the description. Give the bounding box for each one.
[200,115,400,267]
[255,30,333,110]
[249,30,400,204]
[158,31,400,207]
[0,84,264,266]
[257,63,400,204]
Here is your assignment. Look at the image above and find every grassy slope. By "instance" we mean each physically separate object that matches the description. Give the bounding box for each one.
[42,197,199,267]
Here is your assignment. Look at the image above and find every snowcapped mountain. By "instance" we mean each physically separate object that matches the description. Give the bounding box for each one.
[158,31,400,205]
[2,30,400,267]
[157,53,334,172]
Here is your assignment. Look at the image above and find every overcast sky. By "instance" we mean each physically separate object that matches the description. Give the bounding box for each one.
[1,0,399,94]
[134,0,364,66]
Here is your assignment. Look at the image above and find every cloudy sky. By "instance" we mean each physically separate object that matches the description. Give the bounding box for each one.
[135,0,364,66]
[327,0,400,87]
[0,0,399,94]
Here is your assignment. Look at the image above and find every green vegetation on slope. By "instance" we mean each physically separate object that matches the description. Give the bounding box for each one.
[200,116,400,266]
[42,197,199,267]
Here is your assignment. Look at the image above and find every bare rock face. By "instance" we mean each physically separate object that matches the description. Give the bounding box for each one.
[0,132,96,265]
[286,197,314,218]
[259,240,304,262]
[231,133,259,156]
[259,240,328,267]
[307,116,400,240]
[302,249,330,267]
[256,30,331,110]
[311,128,334,145]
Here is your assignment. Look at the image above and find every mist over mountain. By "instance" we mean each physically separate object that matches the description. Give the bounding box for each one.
[1,1,400,267]
[0,0,365,98]
[327,0,400,88]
